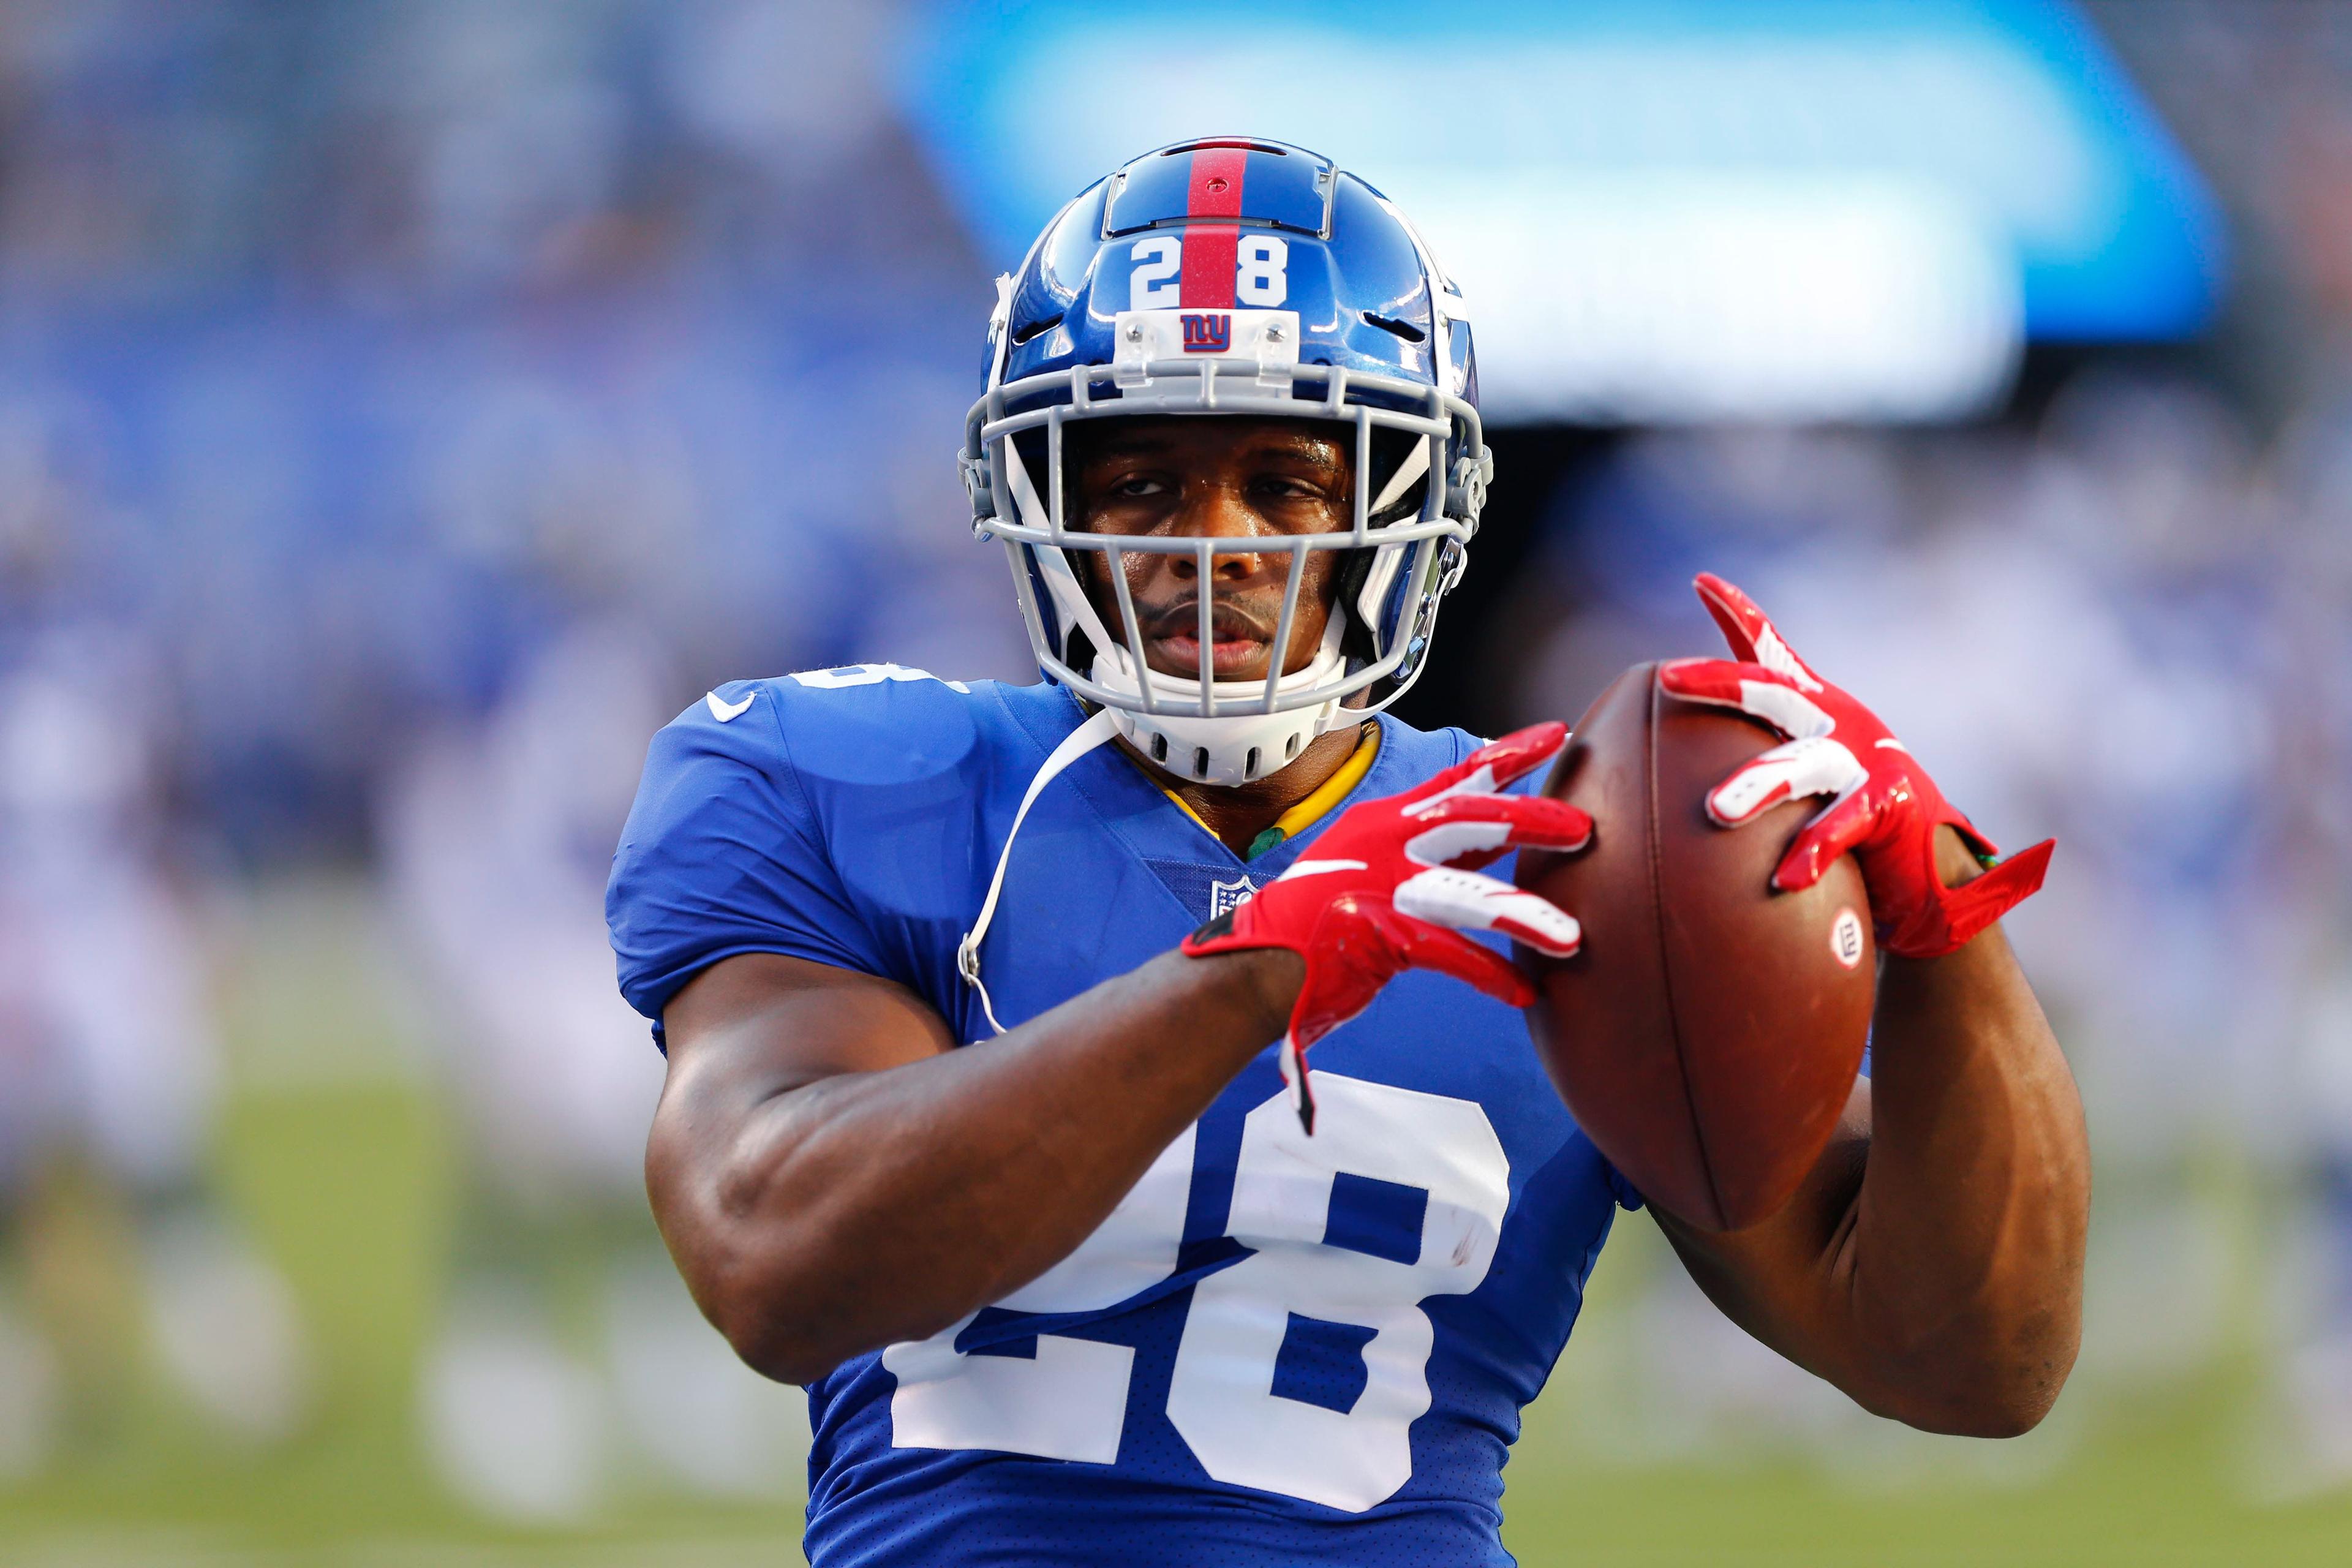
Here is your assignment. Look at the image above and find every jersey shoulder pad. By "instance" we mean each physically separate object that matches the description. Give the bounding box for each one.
[609,666,1022,1031]
[1366,712,1488,786]
[709,663,1012,793]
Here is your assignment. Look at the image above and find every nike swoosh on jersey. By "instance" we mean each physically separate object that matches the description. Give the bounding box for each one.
[706,690,755,722]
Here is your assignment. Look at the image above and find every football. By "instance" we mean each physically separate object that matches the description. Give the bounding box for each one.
[1514,662,1876,1232]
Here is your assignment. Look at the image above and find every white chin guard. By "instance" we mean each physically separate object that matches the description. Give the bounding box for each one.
[1090,639,1349,786]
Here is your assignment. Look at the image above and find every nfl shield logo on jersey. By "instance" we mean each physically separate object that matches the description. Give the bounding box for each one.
[1207,875,1258,920]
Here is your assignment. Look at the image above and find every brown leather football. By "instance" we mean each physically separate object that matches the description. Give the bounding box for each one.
[1514,662,1875,1232]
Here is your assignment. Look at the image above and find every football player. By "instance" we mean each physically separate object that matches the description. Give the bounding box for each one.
[607,138,2089,1565]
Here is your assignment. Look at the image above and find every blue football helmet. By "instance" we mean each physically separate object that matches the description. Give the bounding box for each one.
[962,136,1491,786]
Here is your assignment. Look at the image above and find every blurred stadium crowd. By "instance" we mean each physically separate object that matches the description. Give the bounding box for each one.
[4,0,2352,1541]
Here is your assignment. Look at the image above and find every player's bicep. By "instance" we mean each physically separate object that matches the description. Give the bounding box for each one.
[655,954,949,1179]
[1648,1077,1874,1386]
[662,952,957,1107]
[650,953,955,1232]
[647,954,957,1362]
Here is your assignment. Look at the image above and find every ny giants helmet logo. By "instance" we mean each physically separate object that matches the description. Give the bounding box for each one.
[1180,312,1232,353]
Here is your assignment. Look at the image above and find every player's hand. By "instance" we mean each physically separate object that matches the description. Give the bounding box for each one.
[1182,723,1589,1132]
[1657,572,2052,959]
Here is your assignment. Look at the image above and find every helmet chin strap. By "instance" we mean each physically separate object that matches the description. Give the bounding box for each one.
[956,705,1121,1036]
[954,624,1355,1032]
[1368,434,1431,518]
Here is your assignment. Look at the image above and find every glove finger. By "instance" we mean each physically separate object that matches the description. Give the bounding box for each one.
[1692,571,1766,661]
[1465,721,1572,790]
[1416,927,1540,1007]
[1707,736,1867,827]
[1771,788,1878,892]
[1403,793,1594,868]
[1393,866,1581,958]
[1360,898,1540,1005]
[1401,720,1570,805]
[1659,658,1835,740]
[1693,573,1822,690]
[1654,656,1755,707]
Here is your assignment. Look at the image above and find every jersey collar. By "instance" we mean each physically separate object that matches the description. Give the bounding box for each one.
[995,684,1463,883]
[1157,724,1382,861]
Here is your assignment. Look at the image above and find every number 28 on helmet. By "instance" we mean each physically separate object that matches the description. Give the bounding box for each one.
[962,136,1492,787]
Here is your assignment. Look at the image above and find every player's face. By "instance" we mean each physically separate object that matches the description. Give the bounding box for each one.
[1067,417,1348,685]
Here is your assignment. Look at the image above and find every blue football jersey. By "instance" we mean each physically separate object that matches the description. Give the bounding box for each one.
[607,665,1638,1567]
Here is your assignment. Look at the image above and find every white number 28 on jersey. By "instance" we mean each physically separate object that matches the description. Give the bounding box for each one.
[883,1076,1509,1513]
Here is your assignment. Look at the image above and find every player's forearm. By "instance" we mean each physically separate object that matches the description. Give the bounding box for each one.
[663,948,1298,1383]
[1842,840,2089,1435]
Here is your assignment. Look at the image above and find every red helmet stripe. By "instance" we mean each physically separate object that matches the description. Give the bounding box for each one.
[1180,225,1237,307]
[1186,146,1248,219]
[1178,146,1246,307]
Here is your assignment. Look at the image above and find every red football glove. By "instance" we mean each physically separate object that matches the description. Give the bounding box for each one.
[1656,573,2052,959]
[1182,723,1590,1132]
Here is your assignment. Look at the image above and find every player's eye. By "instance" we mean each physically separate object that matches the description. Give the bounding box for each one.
[1107,475,1167,498]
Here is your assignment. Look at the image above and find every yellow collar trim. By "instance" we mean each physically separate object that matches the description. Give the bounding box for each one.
[1160,723,1382,858]
[1271,724,1382,838]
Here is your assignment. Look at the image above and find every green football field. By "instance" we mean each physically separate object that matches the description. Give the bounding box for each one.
[2,881,2348,1566]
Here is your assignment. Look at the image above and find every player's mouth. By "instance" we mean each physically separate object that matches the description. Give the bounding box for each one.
[1145,600,1276,679]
